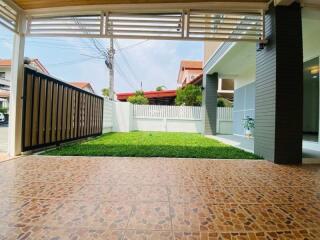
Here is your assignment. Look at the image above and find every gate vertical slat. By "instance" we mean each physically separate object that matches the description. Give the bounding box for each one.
[22,67,104,152]
[29,74,35,148]
[36,77,42,145]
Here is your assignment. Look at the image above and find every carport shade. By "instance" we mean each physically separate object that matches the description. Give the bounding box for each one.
[13,0,269,10]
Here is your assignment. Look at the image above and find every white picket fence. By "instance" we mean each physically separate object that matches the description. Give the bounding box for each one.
[133,104,201,120]
[103,99,233,134]
[217,107,233,119]
[102,98,113,132]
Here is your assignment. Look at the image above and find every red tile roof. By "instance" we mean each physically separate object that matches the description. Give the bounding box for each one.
[180,60,203,70]
[117,90,176,101]
[0,60,11,67]
[0,90,10,98]
[0,58,49,75]
[69,82,91,89]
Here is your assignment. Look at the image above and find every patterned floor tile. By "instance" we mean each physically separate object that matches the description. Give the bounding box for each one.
[254,187,319,204]
[136,186,169,202]
[242,204,303,231]
[168,186,202,203]
[170,202,213,232]
[127,202,171,231]
[198,187,234,204]
[205,204,262,232]
[0,226,124,240]
[47,200,132,229]
[123,230,174,240]
[0,197,62,226]
[0,156,319,239]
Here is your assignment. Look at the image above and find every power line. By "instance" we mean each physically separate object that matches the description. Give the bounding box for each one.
[117,40,149,51]
[46,57,98,67]
[114,59,139,90]
[114,39,141,88]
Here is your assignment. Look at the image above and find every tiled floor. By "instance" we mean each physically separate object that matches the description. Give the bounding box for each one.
[0,156,319,240]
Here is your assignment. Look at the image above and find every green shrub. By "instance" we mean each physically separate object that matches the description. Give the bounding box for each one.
[0,108,8,114]
[128,95,149,105]
[175,84,202,106]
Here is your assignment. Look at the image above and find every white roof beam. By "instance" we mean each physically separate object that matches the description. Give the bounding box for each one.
[24,2,269,17]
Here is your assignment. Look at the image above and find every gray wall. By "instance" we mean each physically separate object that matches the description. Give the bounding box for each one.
[233,82,255,136]
[303,57,319,133]
[255,3,303,164]
[203,73,218,135]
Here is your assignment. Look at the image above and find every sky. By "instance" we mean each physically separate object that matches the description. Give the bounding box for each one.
[0,25,203,96]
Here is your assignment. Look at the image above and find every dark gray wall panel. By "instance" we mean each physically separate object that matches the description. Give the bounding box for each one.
[204,73,218,135]
[254,3,303,164]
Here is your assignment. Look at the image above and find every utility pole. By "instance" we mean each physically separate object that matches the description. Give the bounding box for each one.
[105,37,115,100]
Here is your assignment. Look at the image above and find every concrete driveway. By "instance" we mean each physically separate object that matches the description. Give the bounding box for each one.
[0,124,8,153]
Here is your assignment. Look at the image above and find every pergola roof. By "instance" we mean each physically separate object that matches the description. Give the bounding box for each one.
[13,0,268,10]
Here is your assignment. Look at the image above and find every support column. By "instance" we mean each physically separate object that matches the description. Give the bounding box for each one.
[8,14,26,156]
[203,73,218,135]
[254,2,303,164]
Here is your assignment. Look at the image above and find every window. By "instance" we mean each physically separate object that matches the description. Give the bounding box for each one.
[221,79,234,91]
[0,72,5,79]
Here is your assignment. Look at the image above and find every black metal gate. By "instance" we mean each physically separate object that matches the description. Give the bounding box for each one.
[22,67,104,152]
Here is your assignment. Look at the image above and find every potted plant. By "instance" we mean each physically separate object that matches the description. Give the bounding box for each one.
[243,116,255,138]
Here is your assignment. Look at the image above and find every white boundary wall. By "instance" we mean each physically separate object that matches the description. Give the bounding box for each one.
[133,105,202,133]
[103,99,233,134]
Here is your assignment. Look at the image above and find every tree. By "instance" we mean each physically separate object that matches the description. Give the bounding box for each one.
[102,88,109,97]
[217,97,233,107]
[156,85,166,91]
[127,90,149,105]
[175,84,202,106]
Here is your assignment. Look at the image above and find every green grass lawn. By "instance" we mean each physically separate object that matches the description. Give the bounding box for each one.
[44,132,260,159]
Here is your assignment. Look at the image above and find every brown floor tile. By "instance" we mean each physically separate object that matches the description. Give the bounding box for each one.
[198,186,234,204]
[206,204,262,232]
[136,185,169,202]
[127,202,171,231]
[170,202,213,232]
[168,186,202,203]
[242,204,303,231]
[0,156,319,239]
[47,200,132,229]
[124,230,174,239]
[0,197,62,226]
[0,225,123,240]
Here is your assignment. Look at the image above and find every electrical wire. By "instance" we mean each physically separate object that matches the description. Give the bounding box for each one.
[117,40,149,51]
[114,39,141,87]
[114,59,139,90]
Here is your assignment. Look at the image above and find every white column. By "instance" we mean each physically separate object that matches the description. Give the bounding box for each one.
[8,14,26,156]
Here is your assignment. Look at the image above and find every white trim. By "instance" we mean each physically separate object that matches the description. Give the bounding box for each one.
[204,42,236,74]
[203,42,224,69]
[24,2,269,17]
[8,13,26,156]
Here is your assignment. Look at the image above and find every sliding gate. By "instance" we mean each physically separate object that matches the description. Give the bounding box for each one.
[22,67,104,152]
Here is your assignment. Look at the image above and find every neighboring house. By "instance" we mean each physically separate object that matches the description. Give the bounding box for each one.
[0,58,49,109]
[203,7,320,141]
[69,82,95,94]
[117,90,176,105]
[177,60,203,87]
[177,60,234,100]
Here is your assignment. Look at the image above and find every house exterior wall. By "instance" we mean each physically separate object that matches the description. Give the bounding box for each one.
[255,3,303,164]
[0,66,12,84]
[204,41,222,65]
[233,82,255,136]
